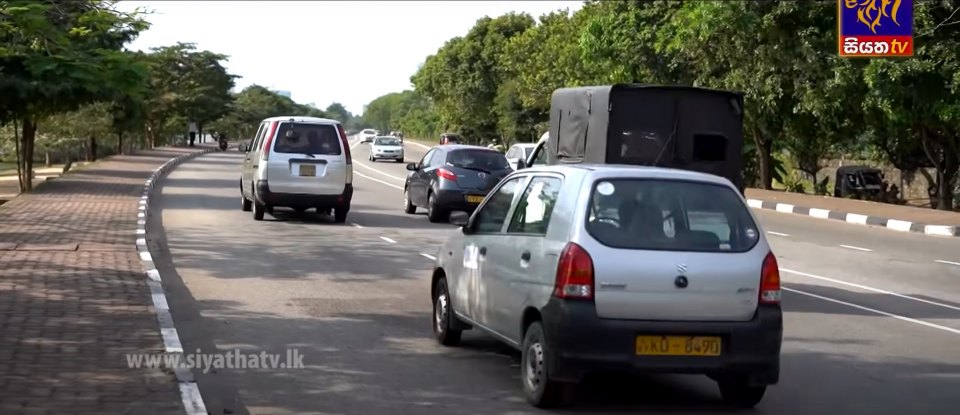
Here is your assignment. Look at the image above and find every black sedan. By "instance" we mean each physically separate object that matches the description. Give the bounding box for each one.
[403,145,511,223]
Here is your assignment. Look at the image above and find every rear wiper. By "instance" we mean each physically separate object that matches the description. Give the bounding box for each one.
[455,165,491,175]
[302,153,315,159]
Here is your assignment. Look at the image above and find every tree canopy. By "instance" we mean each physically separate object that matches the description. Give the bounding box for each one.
[359,0,960,211]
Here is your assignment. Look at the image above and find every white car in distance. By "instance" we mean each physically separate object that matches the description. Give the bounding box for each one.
[358,129,378,143]
[369,136,405,163]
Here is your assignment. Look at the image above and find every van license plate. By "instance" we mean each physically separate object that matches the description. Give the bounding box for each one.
[465,195,484,204]
[635,336,721,356]
[299,165,316,176]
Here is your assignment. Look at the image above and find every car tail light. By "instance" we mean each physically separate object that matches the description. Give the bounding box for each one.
[437,168,457,181]
[553,242,594,300]
[261,121,278,161]
[760,251,781,304]
[336,123,351,164]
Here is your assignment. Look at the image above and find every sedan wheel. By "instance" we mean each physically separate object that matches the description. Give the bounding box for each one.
[403,189,416,214]
[427,193,446,223]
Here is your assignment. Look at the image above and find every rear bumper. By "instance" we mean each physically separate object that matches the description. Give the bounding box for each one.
[433,188,487,212]
[540,300,782,385]
[255,181,353,209]
[372,152,404,160]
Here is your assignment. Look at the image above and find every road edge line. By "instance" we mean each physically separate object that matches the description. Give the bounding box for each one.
[745,198,959,239]
[138,146,216,415]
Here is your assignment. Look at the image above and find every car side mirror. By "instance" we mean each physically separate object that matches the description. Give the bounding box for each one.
[406,162,418,171]
[449,211,470,229]
[516,158,527,170]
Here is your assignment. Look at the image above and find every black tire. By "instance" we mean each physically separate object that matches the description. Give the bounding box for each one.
[241,194,252,212]
[253,200,265,221]
[432,278,462,346]
[718,378,766,408]
[333,207,348,223]
[369,155,374,162]
[427,192,446,223]
[293,207,306,213]
[521,322,566,408]
[403,188,416,214]
[396,158,404,163]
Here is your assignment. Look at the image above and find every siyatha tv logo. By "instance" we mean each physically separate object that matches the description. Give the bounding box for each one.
[838,0,914,57]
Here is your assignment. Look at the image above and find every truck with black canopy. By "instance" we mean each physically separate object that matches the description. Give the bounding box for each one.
[519,84,746,192]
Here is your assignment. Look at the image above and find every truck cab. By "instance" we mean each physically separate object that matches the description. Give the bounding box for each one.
[519,84,746,193]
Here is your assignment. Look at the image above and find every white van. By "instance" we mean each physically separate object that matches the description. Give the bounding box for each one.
[240,116,353,222]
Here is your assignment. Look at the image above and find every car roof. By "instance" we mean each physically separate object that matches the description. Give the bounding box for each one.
[512,143,537,148]
[516,164,735,187]
[435,144,498,151]
[262,116,340,124]
[374,135,400,139]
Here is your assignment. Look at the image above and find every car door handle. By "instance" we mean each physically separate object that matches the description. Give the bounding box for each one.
[479,247,486,256]
[520,252,531,261]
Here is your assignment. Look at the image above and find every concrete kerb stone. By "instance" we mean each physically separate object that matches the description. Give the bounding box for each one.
[746,198,960,238]
[136,147,216,415]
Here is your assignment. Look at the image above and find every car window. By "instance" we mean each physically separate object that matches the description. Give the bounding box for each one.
[507,176,562,235]
[375,137,401,146]
[420,149,437,168]
[530,145,547,165]
[473,176,524,234]
[585,179,760,252]
[272,123,342,155]
[505,147,516,158]
[427,149,445,168]
[524,147,534,159]
[446,149,509,171]
[251,122,268,152]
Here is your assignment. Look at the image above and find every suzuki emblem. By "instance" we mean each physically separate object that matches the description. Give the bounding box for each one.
[677,263,688,273]
[478,172,486,179]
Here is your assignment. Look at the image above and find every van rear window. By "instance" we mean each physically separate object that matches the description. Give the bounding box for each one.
[273,123,342,155]
[585,179,759,252]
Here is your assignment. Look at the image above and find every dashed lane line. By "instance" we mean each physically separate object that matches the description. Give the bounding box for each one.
[839,244,872,252]
[767,231,790,237]
[782,267,960,312]
[380,236,397,244]
[420,253,437,261]
[934,259,960,267]
[354,170,404,190]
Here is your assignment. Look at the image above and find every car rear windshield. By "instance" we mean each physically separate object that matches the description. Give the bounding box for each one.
[375,137,401,146]
[585,179,760,253]
[272,123,342,155]
[446,149,509,171]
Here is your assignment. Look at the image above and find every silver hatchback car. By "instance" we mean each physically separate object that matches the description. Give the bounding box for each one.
[430,164,782,408]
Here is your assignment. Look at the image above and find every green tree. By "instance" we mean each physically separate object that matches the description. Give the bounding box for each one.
[0,0,150,191]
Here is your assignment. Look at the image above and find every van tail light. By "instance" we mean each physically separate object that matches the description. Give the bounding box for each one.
[553,242,594,300]
[336,123,351,164]
[261,121,278,161]
[760,251,781,304]
[437,168,457,181]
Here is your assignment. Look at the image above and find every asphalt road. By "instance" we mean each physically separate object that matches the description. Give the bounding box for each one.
[150,139,960,415]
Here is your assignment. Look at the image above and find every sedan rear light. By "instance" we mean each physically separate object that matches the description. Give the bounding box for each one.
[760,251,781,304]
[437,168,457,181]
[336,123,351,165]
[553,242,594,300]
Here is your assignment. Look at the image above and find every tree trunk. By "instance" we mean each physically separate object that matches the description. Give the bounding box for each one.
[753,131,774,190]
[88,135,98,161]
[117,131,124,155]
[198,122,204,145]
[935,148,958,211]
[19,117,37,193]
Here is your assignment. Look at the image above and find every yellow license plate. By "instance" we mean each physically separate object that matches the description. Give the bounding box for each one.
[465,195,485,204]
[299,164,316,176]
[635,336,721,356]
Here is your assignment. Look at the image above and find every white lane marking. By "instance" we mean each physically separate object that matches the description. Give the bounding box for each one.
[408,141,432,150]
[420,253,437,261]
[350,222,364,229]
[767,231,790,237]
[350,140,361,151]
[846,213,869,225]
[839,244,872,252]
[784,287,960,336]
[934,260,960,266]
[354,161,405,181]
[354,170,404,190]
[809,208,830,219]
[775,203,794,213]
[782,267,960,312]
[886,219,913,232]
[380,236,396,244]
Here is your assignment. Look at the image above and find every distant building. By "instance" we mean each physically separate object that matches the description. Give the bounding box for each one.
[274,90,292,98]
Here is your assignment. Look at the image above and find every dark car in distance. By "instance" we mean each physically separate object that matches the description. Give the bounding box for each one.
[403,145,511,222]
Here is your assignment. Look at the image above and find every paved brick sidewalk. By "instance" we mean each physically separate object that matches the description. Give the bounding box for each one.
[0,147,207,414]
[745,188,960,237]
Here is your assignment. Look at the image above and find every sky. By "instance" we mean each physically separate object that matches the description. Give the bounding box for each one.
[116,1,585,116]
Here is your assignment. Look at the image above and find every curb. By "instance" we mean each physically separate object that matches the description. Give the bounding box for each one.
[746,198,960,238]
[137,147,216,415]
